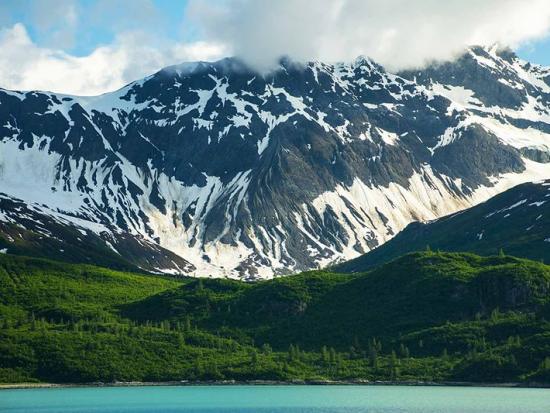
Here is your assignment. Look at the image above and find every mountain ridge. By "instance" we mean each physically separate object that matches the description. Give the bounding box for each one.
[334,179,550,273]
[1,46,550,278]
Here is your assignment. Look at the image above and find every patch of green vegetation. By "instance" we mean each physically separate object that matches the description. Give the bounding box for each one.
[1,252,549,384]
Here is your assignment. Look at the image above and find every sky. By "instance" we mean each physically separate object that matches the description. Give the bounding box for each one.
[2,0,550,95]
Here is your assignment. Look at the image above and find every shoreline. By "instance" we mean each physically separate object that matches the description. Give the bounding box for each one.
[1,380,549,390]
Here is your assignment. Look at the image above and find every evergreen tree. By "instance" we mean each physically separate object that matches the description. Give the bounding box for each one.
[321,346,329,364]
[329,347,337,364]
[196,279,204,292]
[368,340,378,369]
[251,350,259,367]
[288,344,297,362]
[490,308,500,323]
[261,343,272,355]
[177,333,185,348]
[399,343,409,358]
[389,351,399,380]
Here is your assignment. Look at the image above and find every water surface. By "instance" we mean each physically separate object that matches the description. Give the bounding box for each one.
[1,385,549,413]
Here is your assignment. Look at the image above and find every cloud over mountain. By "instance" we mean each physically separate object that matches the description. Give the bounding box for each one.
[0,23,225,95]
[189,0,550,71]
[2,0,550,94]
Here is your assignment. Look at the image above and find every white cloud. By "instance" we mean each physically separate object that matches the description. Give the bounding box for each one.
[189,0,550,71]
[3,1,550,95]
[0,24,227,96]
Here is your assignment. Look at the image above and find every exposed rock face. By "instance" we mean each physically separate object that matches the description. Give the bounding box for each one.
[1,46,550,278]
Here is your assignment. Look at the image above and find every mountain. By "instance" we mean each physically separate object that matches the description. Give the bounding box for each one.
[0,193,195,274]
[2,251,550,383]
[334,179,550,273]
[2,46,550,279]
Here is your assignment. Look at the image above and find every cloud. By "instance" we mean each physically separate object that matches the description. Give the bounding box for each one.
[0,24,227,96]
[3,0,550,95]
[189,0,550,71]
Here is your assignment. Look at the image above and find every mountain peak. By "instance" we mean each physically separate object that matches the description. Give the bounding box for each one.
[1,46,550,278]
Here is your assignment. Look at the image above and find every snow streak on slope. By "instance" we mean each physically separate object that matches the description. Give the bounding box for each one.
[303,159,550,268]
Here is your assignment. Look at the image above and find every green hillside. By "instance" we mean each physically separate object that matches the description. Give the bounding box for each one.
[1,252,550,384]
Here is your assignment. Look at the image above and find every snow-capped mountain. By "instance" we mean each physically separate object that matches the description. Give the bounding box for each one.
[1,46,550,279]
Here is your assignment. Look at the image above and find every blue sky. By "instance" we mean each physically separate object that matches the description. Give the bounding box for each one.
[2,0,550,95]
[0,0,195,55]
[517,41,550,66]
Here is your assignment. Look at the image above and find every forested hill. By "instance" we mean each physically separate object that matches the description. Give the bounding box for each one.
[1,251,549,384]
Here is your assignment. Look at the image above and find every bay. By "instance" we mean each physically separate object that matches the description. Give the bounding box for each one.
[1,385,549,413]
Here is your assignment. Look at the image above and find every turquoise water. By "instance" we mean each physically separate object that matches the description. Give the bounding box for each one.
[1,385,549,413]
